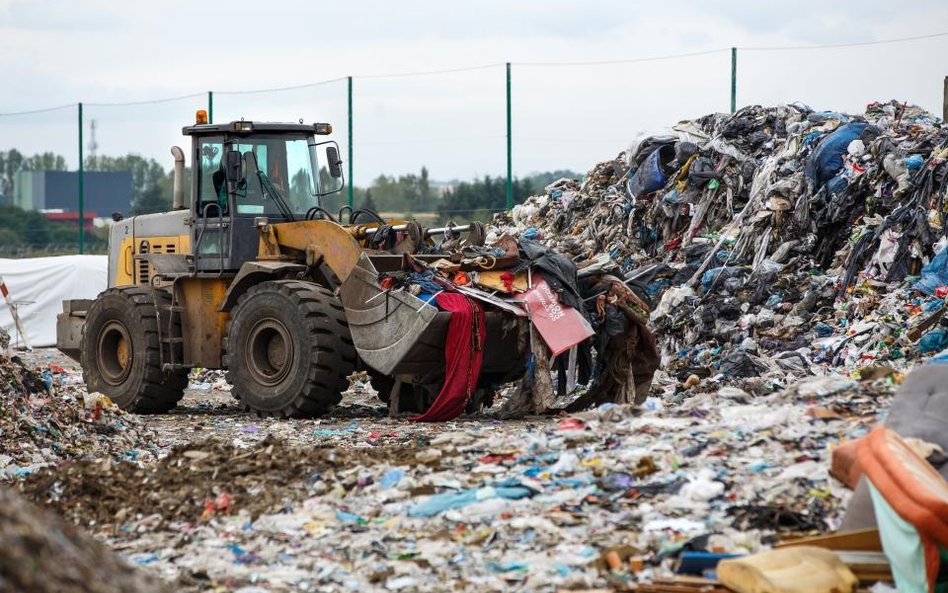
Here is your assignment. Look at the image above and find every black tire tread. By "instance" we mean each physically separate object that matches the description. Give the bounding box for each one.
[223,280,356,417]
[81,286,187,413]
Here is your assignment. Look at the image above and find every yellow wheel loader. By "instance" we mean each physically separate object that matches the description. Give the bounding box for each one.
[57,113,524,417]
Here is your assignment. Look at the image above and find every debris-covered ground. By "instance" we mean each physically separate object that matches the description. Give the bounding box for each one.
[6,348,898,592]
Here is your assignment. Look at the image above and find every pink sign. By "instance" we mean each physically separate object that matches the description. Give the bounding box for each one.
[522,276,595,356]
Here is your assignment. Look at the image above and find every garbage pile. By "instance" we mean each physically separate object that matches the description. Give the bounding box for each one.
[19,372,894,592]
[0,486,170,593]
[188,368,232,392]
[494,100,948,390]
[0,351,158,481]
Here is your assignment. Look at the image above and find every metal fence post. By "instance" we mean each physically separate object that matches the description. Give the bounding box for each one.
[78,102,84,254]
[730,47,737,114]
[506,62,512,210]
[347,76,353,209]
[943,75,947,122]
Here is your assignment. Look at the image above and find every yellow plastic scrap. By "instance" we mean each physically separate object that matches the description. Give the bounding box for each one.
[303,521,327,535]
[717,546,858,593]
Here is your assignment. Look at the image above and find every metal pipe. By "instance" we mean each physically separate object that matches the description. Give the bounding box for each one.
[361,223,475,237]
[171,146,186,210]
[425,223,474,237]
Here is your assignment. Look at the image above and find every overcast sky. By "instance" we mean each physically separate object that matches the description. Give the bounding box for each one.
[1,0,947,183]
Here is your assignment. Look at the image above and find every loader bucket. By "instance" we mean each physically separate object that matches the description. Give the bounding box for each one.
[338,252,525,381]
[338,253,441,375]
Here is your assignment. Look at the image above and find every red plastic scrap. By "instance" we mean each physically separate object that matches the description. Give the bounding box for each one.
[558,418,584,431]
[500,271,515,292]
[201,492,233,520]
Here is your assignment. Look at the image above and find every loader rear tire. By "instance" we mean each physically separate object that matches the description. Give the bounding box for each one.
[223,280,357,417]
[81,287,188,413]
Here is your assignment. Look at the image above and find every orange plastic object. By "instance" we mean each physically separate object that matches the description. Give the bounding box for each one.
[857,427,948,590]
[830,437,866,490]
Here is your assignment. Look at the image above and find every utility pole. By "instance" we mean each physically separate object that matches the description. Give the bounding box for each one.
[87,119,98,160]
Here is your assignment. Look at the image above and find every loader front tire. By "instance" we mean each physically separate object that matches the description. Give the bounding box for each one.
[81,287,187,413]
[223,280,356,417]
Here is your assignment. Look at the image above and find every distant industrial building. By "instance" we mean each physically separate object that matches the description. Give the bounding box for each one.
[13,171,133,217]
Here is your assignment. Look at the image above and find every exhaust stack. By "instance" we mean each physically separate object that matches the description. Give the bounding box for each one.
[171,146,185,210]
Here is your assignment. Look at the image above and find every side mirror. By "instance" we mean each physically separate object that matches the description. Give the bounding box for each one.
[225,150,243,183]
[326,146,343,178]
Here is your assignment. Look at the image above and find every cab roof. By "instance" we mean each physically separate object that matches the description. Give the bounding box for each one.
[182,121,327,136]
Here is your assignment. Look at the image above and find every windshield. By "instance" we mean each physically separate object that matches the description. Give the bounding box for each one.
[197,134,321,218]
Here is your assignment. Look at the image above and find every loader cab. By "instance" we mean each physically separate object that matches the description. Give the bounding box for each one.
[182,119,342,273]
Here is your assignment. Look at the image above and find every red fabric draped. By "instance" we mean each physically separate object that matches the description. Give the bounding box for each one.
[411,293,485,422]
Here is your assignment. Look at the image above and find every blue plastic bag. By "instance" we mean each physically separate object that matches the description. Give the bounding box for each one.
[805,122,872,190]
[904,154,924,171]
[914,248,948,296]
[628,144,676,198]
[919,329,948,354]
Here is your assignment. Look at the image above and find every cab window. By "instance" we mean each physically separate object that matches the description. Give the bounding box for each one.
[232,136,317,217]
[196,137,226,215]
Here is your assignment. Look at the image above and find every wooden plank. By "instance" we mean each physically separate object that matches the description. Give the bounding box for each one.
[653,576,720,586]
[632,577,729,593]
[835,550,888,567]
[852,571,894,583]
[836,551,893,583]
[775,528,881,551]
[633,586,728,593]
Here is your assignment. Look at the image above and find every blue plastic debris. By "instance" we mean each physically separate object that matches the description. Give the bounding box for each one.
[904,154,924,171]
[918,329,948,354]
[335,510,363,523]
[408,480,536,518]
[914,248,948,296]
[380,468,404,489]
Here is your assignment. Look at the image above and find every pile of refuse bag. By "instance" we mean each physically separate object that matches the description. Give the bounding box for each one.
[0,346,157,481]
[493,100,948,392]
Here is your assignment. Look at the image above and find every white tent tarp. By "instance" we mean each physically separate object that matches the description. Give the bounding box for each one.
[0,255,108,348]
